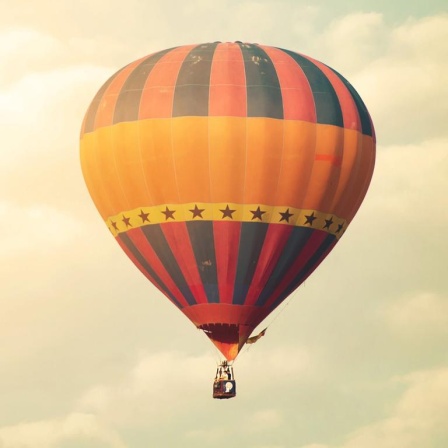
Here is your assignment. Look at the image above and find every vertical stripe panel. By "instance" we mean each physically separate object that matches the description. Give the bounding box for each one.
[82,70,121,134]
[139,45,195,119]
[243,224,294,306]
[140,225,197,305]
[280,49,343,127]
[93,58,146,131]
[269,234,337,311]
[172,42,219,117]
[113,48,174,124]
[186,221,220,303]
[261,46,316,121]
[213,221,242,304]
[209,43,247,117]
[260,231,330,309]
[254,227,315,306]
[329,68,374,137]
[209,117,247,204]
[159,222,209,304]
[239,43,283,119]
[310,59,361,132]
[117,233,183,308]
[232,222,269,305]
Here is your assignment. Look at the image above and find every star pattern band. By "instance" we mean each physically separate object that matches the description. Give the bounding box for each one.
[106,202,347,238]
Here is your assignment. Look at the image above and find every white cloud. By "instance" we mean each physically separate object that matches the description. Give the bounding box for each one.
[316,12,387,72]
[0,63,112,161]
[0,202,85,258]
[368,138,448,220]
[345,137,448,292]
[0,5,447,448]
[0,28,65,86]
[384,292,448,339]
[0,413,126,448]
[77,351,214,425]
[299,367,448,448]
[352,15,448,143]
[76,344,315,430]
[341,368,448,448]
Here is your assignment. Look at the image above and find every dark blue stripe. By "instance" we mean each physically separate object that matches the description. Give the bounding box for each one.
[269,233,336,311]
[233,222,269,305]
[239,43,283,119]
[172,43,219,117]
[255,227,314,307]
[279,48,343,127]
[329,67,374,137]
[186,221,219,303]
[118,233,183,309]
[113,48,175,124]
[141,225,197,305]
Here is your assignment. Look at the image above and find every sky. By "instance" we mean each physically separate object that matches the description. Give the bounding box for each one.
[1,0,447,447]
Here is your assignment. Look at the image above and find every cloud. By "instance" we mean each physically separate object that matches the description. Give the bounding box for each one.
[339,136,448,300]
[0,413,126,448]
[77,351,214,426]
[0,28,65,86]
[0,5,447,448]
[383,292,448,339]
[342,368,448,448]
[294,12,448,145]
[369,139,447,217]
[299,367,448,448]
[0,201,85,258]
[352,15,448,144]
[74,344,314,440]
[316,12,387,72]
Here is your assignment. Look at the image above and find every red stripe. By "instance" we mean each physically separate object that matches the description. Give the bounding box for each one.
[115,236,181,307]
[209,43,247,117]
[269,238,337,312]
[125,228,190,307]
[244,224,294,306]
[262,230,328,309]
[94,57,146,130]
[139,45,196,119]
[213,221,242,304]
[262,46,316,121]
[310,58,361,132]
[159,222,209,304]
[315,153,343,166]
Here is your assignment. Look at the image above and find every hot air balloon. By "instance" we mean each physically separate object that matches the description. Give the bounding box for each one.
[80,42,375,399]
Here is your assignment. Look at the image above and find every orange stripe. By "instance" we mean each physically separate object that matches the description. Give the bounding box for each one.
[243,118,284,204]
[209,116,246,203]
[301,125,343,211]
[138,119,179,204]
[171,117,211,203]
[80,117,374,224]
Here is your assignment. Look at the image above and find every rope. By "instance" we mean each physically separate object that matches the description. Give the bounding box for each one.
[238,284,303,358]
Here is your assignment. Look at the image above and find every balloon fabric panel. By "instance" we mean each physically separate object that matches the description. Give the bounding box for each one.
[80,42,376,360]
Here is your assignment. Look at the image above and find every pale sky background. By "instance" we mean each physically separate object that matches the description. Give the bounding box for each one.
[1,1,447,447]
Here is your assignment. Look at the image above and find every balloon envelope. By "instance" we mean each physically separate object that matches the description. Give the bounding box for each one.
[80,42,375,360]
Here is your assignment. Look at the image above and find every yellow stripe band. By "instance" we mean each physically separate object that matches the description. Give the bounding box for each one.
[105,203,347,238]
